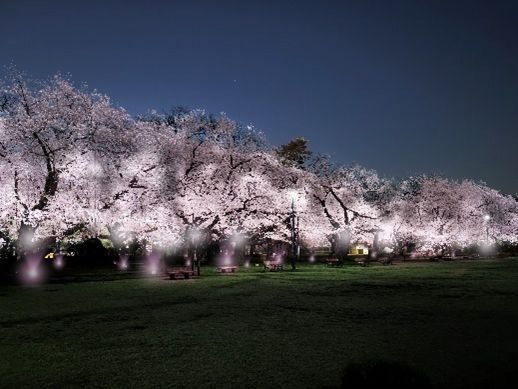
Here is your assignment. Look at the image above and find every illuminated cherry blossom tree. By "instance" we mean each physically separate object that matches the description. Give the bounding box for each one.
[1,72,517,271]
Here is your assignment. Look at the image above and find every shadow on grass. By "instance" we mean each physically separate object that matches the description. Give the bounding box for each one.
[339,359,518,388]
[47,269,141,284]
[465,365,518,389]
[340,359,431,388]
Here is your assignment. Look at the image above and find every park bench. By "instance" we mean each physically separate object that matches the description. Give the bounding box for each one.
[263,260,283,271]
[216,266,238,273]
[326,258,343,267]
[353,257,369,267]
[168,268,196,280]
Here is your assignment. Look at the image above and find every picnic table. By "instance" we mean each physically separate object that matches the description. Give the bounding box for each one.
[168,268,196,280]
[217,266,238,273]
[263,260,283,271]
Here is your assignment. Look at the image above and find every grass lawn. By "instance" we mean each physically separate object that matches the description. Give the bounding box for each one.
[1,259,518,388]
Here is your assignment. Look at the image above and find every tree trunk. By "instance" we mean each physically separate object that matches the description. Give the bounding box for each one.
[332,230,351,261]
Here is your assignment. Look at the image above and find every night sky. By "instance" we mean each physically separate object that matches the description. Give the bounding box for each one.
[1,0,517,194]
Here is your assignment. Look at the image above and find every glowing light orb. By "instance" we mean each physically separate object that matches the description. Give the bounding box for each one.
[28,267,38,279]
[309,255,315,263]
[483,214,491,222]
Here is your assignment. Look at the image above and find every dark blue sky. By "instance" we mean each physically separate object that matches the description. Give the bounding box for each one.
[1,0,517,194]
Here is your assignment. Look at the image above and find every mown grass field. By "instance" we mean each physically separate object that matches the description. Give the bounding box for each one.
[1,259,518,388]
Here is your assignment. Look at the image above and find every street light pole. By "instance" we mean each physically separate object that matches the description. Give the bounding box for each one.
[484,214,491,245]
[290,192,298,270]
[193,238,197,272]
[191,230,201,276]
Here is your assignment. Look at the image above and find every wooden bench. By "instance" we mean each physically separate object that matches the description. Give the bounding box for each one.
[168,268,196,280]
[263,261,283,271]
[326,258,343,267]
[217,266,237,273]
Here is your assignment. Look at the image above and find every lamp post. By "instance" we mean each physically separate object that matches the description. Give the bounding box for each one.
[289,191,299,270]
[191,230,200,276]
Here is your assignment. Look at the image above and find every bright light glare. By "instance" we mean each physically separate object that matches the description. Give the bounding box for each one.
[483,214,491,221]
